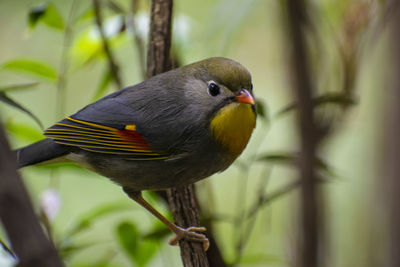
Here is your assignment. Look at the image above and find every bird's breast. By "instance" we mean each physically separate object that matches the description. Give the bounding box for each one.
[210,103,256,158]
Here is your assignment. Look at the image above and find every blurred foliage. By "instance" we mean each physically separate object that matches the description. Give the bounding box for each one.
[0,82,43,128]
[28,3,65,30]
[1,59,57,82]
[115,221,158,267]
[0,0,388,266]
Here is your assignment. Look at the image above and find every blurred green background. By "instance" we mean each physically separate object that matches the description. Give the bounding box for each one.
[0,0,387,266]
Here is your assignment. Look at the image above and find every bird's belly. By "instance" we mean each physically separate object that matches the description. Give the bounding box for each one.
[69,151,233,191]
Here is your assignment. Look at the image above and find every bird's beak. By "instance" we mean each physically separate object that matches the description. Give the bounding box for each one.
[236,89,255,105]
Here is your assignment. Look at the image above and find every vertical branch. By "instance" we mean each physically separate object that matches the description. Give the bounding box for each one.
[56,0,78,119]
[384,2,400,266]
[93,0,123,89]
[146,1,209,266]
[129,0,146,80]
[167,186,210,267]
[0,123,63,267]
[286,1,322,267]
[146,0,173,79]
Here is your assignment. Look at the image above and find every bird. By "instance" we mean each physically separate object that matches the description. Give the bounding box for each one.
[15,57,257,250]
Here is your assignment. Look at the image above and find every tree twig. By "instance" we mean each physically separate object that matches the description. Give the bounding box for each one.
[146,0,173,79]
[384,2,400,266]
[286,0,323,266]
[93,0,123,89]
[129,0,146,80]
[167,186,210,267]
[0,122,64,266]
[56,0,78,119]
[146,1,210,266]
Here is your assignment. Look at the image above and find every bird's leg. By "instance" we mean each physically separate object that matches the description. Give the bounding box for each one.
[123,188,209,251]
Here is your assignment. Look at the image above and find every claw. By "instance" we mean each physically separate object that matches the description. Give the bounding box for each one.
[169,226,210,251]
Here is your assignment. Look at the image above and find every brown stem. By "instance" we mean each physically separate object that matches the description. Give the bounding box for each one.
[93,0,123,89]
[286,0,323,266]
[146,1,210,266]
[146,0,173,79]
[167,186,210,266]
[129,0,146,80]
[0,123,64,266]
[384,2,400,266]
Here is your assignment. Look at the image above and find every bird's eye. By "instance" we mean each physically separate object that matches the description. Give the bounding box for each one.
[208,82,220,97]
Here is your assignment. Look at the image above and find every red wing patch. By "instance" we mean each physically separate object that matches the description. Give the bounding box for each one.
[44,116,167,160]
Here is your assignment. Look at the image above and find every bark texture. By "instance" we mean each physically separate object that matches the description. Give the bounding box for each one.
[167,186,210,267]
[146,0,173,79]
[146,1,209,266]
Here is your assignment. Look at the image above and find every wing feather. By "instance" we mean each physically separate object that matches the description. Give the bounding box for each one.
[44,116,167,160]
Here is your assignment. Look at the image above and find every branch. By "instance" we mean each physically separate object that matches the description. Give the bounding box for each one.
[93,0,123,89]
[146,1,209,266]
[167,186,210,267]
[146,0,173,79]
[286,0,323,266]
[56,0,78,119]
[129,0,146,80]
[384,2,400,266]
[0,123,64,266]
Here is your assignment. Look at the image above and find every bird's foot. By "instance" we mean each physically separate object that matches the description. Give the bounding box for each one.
[169,226,209,251]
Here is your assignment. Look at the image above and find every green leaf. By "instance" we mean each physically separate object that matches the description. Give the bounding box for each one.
[67,202,132,237]
[28,3,64,30]
[255,98,269,123]
[0,82,40,92]
[34,162,85,170]
[28,3,47,29]
[116,221,139,260]
[59,242,95,259]
[71,15,128,67]
[42,3,65,29]
[1,59,57,81]
[74,7,94,23]
[6,120,43,142]
[257,152,296,165]
[0,92,43,129]
[133,239,158,267]
[116,221,158,267]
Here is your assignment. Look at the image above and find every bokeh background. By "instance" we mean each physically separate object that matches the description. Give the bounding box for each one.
[0,0,390,266]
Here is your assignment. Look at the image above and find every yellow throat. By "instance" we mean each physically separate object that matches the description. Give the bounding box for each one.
[210,103,256,157]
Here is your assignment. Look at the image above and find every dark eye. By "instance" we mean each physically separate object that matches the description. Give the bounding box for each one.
[208,82,220,96]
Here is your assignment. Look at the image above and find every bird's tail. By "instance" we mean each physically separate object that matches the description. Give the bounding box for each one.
[15,138,68,168]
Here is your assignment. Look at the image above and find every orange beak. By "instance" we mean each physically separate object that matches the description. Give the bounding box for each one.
[235,89,255,105]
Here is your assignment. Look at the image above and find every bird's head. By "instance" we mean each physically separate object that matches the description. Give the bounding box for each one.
[180,57,257,158]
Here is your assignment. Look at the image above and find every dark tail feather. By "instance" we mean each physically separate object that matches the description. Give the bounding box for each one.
[15,139,68,168]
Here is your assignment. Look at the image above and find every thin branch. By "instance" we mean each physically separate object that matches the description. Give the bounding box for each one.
[56,0,78,119]
[0,123,64,266]
[93,0,123,89]
[146,0,173,79]
[167,186,210,267]
[0,237,16,259]
[286,0,323,266]
[146,0,209,266]
[384,2,400,266]
[129,0,146,80]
